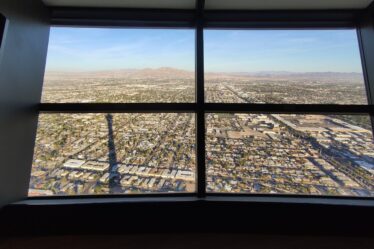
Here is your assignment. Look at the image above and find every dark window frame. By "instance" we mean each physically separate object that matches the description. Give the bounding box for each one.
[32,0,374,202]
[0,13,6,48]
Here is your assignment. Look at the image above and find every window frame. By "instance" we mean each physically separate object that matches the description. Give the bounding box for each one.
[0,13,6,48]
[31,0,374,202]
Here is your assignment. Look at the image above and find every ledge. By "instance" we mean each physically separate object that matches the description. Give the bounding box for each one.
[12,195,374,207]
[2,195,374,237]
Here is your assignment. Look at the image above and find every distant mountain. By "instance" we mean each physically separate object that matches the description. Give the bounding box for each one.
[45,67,194,80]
[205,71,364,82]
[133,67,194,79]
[230,71,363,79]
[45,68,364,82]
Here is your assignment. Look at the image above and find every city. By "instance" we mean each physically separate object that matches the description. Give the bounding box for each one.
[206,113,374,195]
[29,68,374,196]
[30,112,196,195]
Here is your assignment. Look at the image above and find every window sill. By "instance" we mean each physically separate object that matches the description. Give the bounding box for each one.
[2,195,374,237]
[12,195,374,207]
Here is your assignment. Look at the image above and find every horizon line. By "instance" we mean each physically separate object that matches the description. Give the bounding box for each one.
[45,67,363,75]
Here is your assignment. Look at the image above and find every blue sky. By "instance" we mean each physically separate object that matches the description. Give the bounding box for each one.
[46,28,195,72]
[46,27,363,73]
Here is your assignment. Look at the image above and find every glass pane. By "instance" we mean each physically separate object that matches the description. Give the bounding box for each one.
[205,30,368,105]
[206,113,374,196]
[29,113,196,196]
[42,28,195,103]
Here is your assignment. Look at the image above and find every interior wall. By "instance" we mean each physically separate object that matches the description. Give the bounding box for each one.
[0,0,50,207]
[359,8,374,104]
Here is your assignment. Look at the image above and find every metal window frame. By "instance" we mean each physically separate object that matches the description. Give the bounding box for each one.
[33,0,374,201]
[0,13,6,48]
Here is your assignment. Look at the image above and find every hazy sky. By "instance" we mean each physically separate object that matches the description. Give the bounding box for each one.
[46,27,363,73]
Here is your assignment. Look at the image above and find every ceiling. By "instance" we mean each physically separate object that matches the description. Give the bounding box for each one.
[43,0,374,10]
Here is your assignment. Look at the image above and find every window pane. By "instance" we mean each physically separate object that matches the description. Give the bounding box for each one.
[206,113,374,196]
[42,28,195,103]
[29,113,196,196]
[205,30,368,104]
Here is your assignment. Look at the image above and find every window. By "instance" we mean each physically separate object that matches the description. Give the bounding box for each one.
[29,26,374,198]
[30,113,195,195]
[42,28,195,103]
[205,30,367,105]
[204,29,373,197]
[29,27,196,196]
[206,113,373,196]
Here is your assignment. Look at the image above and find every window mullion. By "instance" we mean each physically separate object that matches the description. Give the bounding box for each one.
[196,0,206,198]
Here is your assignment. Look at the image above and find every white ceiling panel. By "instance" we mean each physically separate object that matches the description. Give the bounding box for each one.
[205,0,373,10]
[42,0,196,9]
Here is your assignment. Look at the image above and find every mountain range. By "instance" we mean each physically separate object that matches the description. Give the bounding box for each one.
[45,67,364,82]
